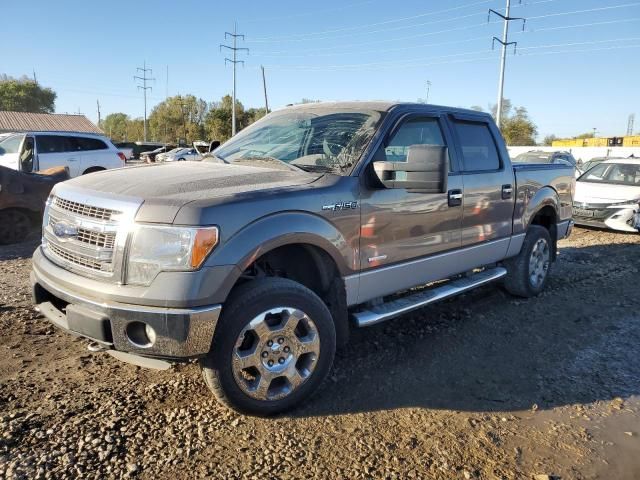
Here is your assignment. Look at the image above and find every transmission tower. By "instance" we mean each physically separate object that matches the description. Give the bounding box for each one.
[628,114,635,136]
[489,1,526,128]
[134,61,155,141]
[221,23,249,136]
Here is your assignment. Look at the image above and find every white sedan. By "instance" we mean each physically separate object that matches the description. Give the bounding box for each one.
[163,148,202,162]
[573,158,640,232]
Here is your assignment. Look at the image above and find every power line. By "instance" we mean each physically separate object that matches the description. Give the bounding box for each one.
[243,0,379,24]
[247,0,567,43]
[252,16,640,58]
[248,0,494,42]
[221,23,249,136]
[261,40,640,71]
[134,61,155,141]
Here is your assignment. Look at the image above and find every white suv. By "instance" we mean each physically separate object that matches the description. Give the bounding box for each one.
[0,131,125,177]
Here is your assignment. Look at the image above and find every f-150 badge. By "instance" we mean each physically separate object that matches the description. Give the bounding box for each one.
[322,201,358,211]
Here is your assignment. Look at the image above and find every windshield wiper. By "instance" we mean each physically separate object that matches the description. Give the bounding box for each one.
[235,156,305,172]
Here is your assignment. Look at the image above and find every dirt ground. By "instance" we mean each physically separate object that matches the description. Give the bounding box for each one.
[1,227,639,479]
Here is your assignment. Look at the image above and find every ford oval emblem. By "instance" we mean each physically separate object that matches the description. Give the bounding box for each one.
[53,222,78,239]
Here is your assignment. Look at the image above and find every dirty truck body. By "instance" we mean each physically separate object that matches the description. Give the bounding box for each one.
[31,102,574,414]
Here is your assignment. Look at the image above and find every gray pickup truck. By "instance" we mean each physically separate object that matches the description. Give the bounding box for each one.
[31,102,574,414]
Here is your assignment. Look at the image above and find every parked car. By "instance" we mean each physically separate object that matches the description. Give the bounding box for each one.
[128,142,166,159]
[140,145,176,163]
[0,132,125,177]
[513,150,581,176]
[114,142,135,160]
[580,156,610,173]
[0,165,69,244]
[163,147,202,162]
[156,148,185,163]
[573,158,640,232]
[32,102,574,415]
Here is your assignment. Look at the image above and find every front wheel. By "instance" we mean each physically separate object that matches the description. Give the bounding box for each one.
[200,277,336,416]
[503,225,553,298]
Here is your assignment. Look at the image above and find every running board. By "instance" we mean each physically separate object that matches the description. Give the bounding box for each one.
[352,267,507,327]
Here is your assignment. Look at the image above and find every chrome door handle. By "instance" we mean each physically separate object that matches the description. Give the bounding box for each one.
[502,184,513,200]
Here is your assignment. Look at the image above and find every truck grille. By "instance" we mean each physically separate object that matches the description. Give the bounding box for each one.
[43,195,126,278]
[53,196,120,221]
[49,215,116,249]
[48,243,106,271]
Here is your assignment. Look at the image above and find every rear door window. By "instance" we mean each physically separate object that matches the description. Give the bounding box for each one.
[73,136,108,151]
[36,135,67,153]
[453,121,501,172]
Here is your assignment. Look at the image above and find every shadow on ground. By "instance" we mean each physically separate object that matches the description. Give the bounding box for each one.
[293,241,640,417]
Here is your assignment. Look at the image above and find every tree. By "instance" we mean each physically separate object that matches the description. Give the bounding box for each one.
[148,94,208,144]
[487,99,538,146]
[0,74,56,113]
[574,132,595,139]
[100,113,129,140]
[542,134,558,146]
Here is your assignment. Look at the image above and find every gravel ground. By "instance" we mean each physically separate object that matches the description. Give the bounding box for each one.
[1,227,639,479]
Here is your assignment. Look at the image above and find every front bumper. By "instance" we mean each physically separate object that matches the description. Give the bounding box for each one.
[573,204,640,233]
[31,262,221,360]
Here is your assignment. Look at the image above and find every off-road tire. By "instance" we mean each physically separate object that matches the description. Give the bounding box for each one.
[503,225,553,298]
[200,277,336,416]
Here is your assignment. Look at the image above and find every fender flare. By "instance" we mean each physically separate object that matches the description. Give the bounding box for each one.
[522,186,560,229]
[205,211,355,278]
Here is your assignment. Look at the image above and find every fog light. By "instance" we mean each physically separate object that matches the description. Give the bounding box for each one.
[126,322,156,348]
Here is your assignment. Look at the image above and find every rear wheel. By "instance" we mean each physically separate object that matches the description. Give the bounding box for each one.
[0,209,32,245]
[503,225,553,297]
[200,278,336,416]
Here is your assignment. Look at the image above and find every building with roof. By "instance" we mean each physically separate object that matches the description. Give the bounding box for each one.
[0,111,103,135]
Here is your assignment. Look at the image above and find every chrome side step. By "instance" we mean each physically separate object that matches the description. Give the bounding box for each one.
[352,267,507,327]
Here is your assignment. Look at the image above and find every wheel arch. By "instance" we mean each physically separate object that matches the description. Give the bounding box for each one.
[82,166,106,175]
[524,188,560,259]
[207,213,354,347]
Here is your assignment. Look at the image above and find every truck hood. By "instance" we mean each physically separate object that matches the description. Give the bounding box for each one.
[64,162,322,223]
[574,181,640,204]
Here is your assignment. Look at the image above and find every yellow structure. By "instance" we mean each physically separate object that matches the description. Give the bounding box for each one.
[552,135,639,148]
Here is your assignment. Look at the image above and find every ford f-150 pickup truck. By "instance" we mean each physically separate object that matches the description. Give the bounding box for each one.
[31,102,575,415]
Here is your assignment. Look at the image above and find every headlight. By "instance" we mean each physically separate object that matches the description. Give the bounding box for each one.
[126,225,219,285]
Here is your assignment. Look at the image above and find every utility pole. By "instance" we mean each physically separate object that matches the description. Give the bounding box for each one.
[426,81,431,104]
[96,100,101,127]
[261,65,270,113]
[134,61,155,141]
[627,114,635,136]
[220,23,249,136]
[489,1,525,128]
[32,70,37,84]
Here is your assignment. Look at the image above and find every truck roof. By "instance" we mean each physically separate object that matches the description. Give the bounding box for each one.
[284,101,490,117]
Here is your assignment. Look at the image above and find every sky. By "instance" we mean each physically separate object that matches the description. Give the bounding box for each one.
[1,0,639,139]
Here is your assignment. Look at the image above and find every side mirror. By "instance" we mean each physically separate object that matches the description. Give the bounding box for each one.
[373,145,448,193]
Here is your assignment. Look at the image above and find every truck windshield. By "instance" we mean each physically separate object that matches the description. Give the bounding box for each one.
[211,108,385,174]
